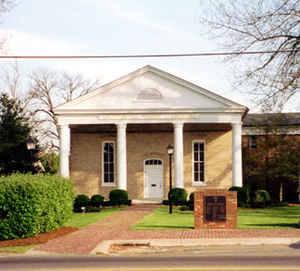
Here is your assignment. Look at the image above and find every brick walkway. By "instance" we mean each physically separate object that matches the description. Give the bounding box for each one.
[33,204,300,255]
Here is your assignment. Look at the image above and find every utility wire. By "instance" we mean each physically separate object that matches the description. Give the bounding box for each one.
[0,49,299,59]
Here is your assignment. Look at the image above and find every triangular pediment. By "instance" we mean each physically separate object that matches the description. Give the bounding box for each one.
[54,65,246,114]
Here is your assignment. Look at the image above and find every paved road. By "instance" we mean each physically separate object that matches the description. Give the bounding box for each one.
[1,245,300,271]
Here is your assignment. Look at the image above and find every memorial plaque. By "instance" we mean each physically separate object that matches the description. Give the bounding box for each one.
[194,190,237,229]
[204,196,226,222]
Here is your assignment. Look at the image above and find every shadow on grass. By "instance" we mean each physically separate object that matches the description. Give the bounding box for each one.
[135,225,194,230]
[245,223,299,228]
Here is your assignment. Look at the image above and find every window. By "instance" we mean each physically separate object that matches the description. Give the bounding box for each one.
[193,141,205,183]
[145,159,162,165]
[102,142,115,185]
[248,136,257,149]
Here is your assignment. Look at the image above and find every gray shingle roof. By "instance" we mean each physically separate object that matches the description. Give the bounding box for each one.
[243,113,300,127]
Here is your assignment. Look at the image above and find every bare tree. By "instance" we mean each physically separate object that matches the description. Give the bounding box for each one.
[0,0,17,52]
[0,62,21,99]
[27,69,101,151]
[199,0,300,111]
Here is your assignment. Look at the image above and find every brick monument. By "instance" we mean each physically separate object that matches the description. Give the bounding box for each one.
[194,189,237,229]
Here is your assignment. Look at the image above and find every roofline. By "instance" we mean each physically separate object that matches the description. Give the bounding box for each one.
[54,65,248,113]
[55,107,247,115]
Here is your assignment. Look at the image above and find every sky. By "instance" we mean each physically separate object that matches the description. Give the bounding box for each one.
[0,0,294,112]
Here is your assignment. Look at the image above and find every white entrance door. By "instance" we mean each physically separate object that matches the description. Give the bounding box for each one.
[144,159,164,198]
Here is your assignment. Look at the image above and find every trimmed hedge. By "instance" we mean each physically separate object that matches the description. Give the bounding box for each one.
[73,194,90,212]
[168,188,187,206]
[0,173,74,240]
[229,186,250,207]
[90,194,104,208]
[109,189,128,206]
[187,192,195,210]
[255,189,271,207]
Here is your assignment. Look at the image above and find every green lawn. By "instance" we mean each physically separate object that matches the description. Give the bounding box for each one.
[131,205,300,230]
[131,206,194,230]
[64,207,124,228]
[238,206,300,229]
[0,245,35,254]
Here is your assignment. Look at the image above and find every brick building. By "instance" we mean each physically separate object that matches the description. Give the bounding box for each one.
[242,113,300,202]
[54,65,247,200]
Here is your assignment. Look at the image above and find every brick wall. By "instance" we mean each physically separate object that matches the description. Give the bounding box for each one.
[194,189,237,229]
[70,129,233,199]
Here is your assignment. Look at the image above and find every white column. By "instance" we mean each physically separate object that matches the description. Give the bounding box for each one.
[173,122,184,188]
[232,122,243,187]
[59,124,70,178]
[117,123,127,190]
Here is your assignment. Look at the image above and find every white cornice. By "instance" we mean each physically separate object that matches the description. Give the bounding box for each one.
[243,126,300,135]
[56,112,242,125]
[55,107,246,116]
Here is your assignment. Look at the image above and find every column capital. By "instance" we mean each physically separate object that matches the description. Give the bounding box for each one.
[116,122,127,129]
[231,122,242,128]
[173,121,184,129]
[59,123,70,129]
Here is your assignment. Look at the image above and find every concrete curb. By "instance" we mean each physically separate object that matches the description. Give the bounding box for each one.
[91,238,300,255]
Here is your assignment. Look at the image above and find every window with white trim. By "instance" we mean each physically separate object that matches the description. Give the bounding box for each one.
[248,135,257,150]
[193,141,205,183]
[102,142,115,185]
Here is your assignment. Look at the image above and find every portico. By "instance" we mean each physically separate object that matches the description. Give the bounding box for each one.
[55,65,247,199]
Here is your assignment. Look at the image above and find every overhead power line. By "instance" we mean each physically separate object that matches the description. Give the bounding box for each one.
[0,49,299,59]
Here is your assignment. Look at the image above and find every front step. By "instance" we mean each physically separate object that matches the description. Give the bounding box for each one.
[132,199,162,204]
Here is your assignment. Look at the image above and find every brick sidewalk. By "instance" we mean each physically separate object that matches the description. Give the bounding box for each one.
[33,204,300,255]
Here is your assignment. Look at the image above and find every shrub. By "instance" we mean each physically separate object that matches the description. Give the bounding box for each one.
[85,206,101,212]
[270,201,288,207]
[168,188,187,206]
[90,194,104,207]
[109,189,128,206]
[162,200,169,205]
[187,192,195,210]
[0,173,74,241]
[255,190,271,207]
[229,186,250,207]
[189,192,195,202]
[73,194,90,212]
[40,153,59,174]
[102,200,112,207]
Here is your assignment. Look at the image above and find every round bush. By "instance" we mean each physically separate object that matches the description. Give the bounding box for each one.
[90,194,104,207]
[189,192,195,202]
[109,189,128,206]
[168,188,187,205]
[255,190,271,204]
[229,186,249,207]
[74,194,90,212]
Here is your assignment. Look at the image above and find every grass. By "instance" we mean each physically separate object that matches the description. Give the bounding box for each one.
[132,205,300,230]
[238,206,300,229]
[64,207,124,228]
[0,245,35,254]
[131,206,194,230]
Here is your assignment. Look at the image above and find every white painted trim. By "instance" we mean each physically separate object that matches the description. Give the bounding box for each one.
[59,124,70,178]
[101,141,116,187]
[248,135,257,150]
[54,65,247,112]
[232,122,243,187]
[192,140,206,186]
[143,158,164,199]
[57,112,243,126]
[55,107,245,115]
[243,126,300,135]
